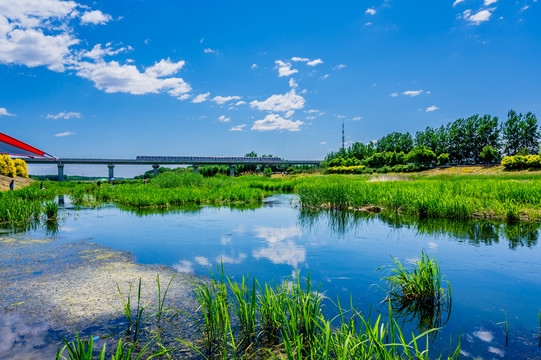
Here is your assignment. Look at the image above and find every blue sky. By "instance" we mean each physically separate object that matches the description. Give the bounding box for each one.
[1,0,540,177]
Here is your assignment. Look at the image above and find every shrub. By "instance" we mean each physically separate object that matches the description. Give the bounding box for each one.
[407,146,437,166]
[263,167,272,177]
[502,154,541,170]
[326,165,367,174]
[437,153,449,166]
[14,158,28,178]
[0,155,16,177]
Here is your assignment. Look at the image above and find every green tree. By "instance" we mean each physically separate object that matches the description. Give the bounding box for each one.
[376,132,414,153]
[502,110,539,156]
[407,146,437,166]
[479,145,500,163]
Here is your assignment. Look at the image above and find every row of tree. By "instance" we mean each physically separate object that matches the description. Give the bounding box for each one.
[326,110,539,165]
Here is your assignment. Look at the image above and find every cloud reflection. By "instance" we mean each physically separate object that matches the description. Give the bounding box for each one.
[173,260,194,273]
[252,226,305,267]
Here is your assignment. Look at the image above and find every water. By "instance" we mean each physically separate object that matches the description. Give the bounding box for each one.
[5,194,541,358]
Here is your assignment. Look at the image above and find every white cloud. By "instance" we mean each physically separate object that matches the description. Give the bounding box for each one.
[80,10,112,25]
[204,48,216,53]
[219,115,231,122]
[178,94,191,100]
[426,105,439,112]
[145,58,185,77]
[453,0,465,6]
[466,9,492,24]
[284,110,295,118]
[352,116,362,121]
[484,0,497,5]
[55,131,75,137]
[520,5,530,11]
[0,108,14,116]
[402,89,424,96]
[212,95,241,104]
[365,22,373,26]
[230,124,246,131]
[390,92,399,97]
[291,57,323,66]
[251,63,258,69]
[307,58,323,66]
[275,60,298,77]
[46,111,81,119]
[251,113,303,132]
[200,38,204,43]
[321,74,329,79]
[250,89,305,112]
[333,64,346,71]
[191,92,210,103]
[289,78,298,88]
[82,43,129,61]
[320,141,327,145]
[0,27,79,72]
[76,60,190,96]
[366,8,376,15]
[235,101,246,105]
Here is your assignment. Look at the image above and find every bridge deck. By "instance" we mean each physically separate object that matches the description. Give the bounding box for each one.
[24,158,322,166]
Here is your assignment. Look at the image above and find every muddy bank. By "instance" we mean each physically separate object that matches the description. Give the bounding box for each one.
[0,233,199,358]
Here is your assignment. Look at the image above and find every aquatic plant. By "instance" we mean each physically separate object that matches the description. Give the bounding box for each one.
[117,279,146,346]
[179,268,460,360]
[382,252,452,333]
[56,332,105,360]
[44,200,59,220]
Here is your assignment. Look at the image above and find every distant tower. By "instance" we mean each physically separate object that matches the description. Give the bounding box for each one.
[341,120,345,150]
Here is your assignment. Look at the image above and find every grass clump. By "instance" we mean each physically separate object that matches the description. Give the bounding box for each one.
[179,266,460,360]
[382,252,452,333]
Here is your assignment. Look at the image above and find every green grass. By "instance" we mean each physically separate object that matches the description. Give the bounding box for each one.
[296,174,541,222]
[26,172,541,223]
[381,252,452,334]
[179,266,460,360]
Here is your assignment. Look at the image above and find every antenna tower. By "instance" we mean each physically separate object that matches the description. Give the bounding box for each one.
[341,121,345,150]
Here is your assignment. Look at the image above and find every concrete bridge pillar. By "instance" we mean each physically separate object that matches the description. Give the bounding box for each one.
[152,164,160,178]
[193,165,199,173]
[57,163,64,182]
[229,164,235,177]
[108,164,115,180]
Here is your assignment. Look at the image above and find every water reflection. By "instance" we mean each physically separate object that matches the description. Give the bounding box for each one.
[0,315,61,359]
[299,209,540,249]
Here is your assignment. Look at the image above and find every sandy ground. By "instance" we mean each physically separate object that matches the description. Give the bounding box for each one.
[0,175,34,191]
[0,234,200,359]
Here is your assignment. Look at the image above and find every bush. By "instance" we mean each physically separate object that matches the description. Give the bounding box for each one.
[0,155,16,177]
[502,154,541,170]
[263,167,272,177]
[326,165,367,174]
[437,153,449,166]
[14,159,28,178]
[407,146,436,166]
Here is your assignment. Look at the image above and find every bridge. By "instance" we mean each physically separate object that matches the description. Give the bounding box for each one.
[24,157,323,180]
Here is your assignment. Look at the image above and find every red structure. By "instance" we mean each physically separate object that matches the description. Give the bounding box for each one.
[0,132,54,159]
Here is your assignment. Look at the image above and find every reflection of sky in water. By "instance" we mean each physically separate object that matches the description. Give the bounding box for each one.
[17,194,541,358]
[0,315,60,359]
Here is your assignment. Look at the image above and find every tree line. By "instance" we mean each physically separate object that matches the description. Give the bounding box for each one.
[325,110,539,169]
